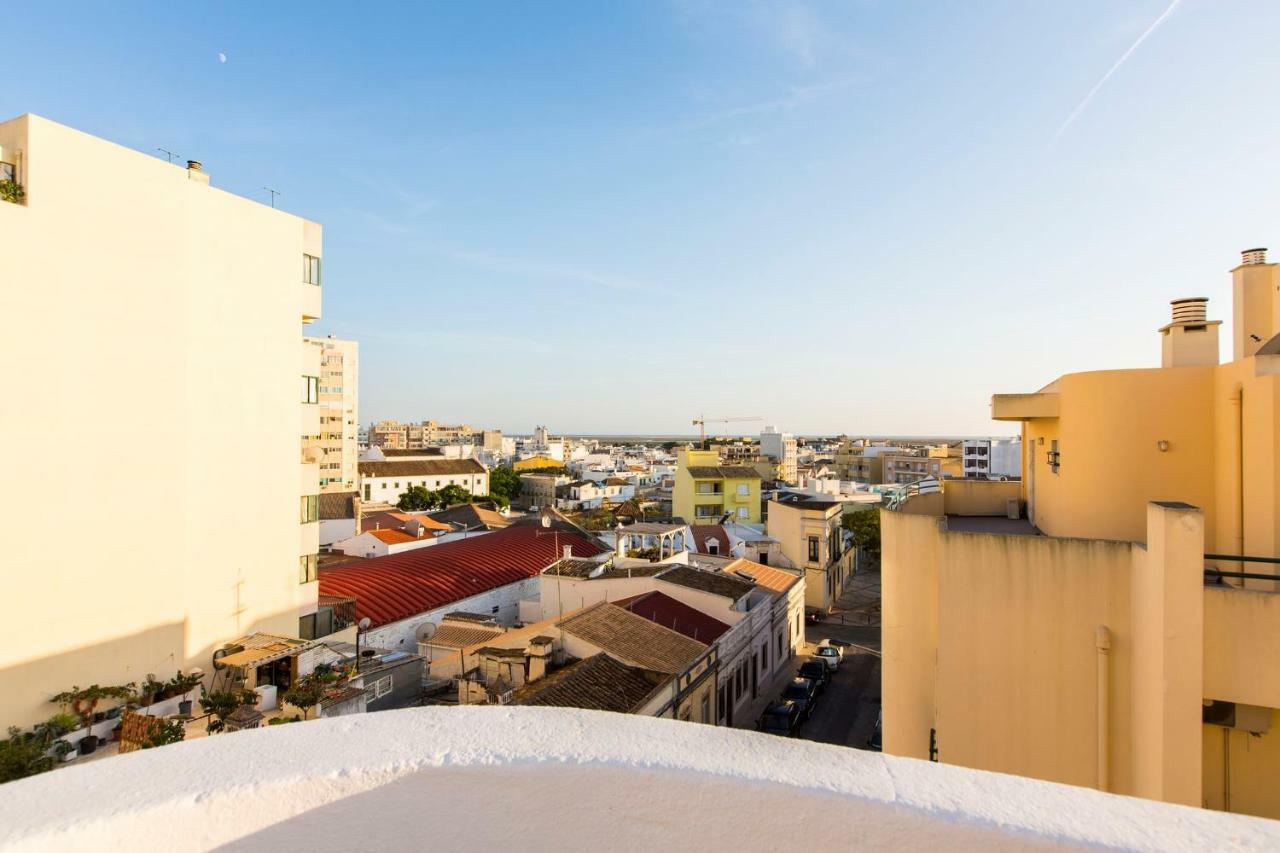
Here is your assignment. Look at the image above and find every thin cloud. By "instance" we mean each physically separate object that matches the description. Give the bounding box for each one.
[1052,0,1183,145]
[688,77,861,130]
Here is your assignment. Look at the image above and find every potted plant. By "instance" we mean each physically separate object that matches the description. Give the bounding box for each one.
[199,689,258,734]
[51,684,136,755]
[281,676,326,721]
[166,671,203,716]
[0,180,24,205]
[139,717,185,749]
[137,674,166,707]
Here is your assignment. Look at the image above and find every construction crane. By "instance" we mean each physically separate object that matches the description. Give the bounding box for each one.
[691,415,764,449]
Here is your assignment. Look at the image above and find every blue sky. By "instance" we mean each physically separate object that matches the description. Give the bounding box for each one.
[6,1,1280,435]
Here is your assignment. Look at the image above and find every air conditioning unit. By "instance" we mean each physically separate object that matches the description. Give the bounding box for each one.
[1203,700,1273,733]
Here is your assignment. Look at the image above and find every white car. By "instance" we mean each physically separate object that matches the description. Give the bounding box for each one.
[814,644,842,671]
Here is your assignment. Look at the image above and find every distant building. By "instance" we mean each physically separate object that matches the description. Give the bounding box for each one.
[305,336,359,493]
[514,454,563,472]
[760,426,798,484]
[359,458,489,503]
[881,452,943,485]
[962,438,1022,480]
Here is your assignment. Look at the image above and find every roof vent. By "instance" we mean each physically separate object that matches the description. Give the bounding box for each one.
[186,160,203,172]
[1242,248,1267,265]
[1170,297,1208,325]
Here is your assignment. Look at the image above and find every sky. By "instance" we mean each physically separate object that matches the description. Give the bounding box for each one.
[6,1,1280,436]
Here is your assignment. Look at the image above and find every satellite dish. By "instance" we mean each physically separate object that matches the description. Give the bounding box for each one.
[415,622,437,643]
[541,514,551,528]
[358,617,372,631]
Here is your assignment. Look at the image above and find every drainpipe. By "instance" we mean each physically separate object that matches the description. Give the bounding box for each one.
[1095,625,1111,792]
[1231,384,1245,584]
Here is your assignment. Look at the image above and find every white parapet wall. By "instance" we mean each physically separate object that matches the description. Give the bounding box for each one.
[1,706,1277,852]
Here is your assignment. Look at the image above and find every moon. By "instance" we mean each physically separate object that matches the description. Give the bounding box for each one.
[218,52,227,64]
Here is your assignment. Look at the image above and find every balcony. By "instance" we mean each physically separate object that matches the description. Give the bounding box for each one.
[1,707,1274,850]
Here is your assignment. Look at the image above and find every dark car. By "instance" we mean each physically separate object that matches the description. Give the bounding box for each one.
[757,700,802,737]
[798,660,830,693]
[781,676,819,722]
[866,710,882,752]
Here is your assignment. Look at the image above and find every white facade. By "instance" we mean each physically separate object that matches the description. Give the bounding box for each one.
[962,438,1022,480]
[305,335,359,494]
[359,466,490,504]
[760,425,798,484]
[333,530,439,559]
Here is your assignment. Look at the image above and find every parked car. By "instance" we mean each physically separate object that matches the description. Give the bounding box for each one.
[805,608,824,625]
[866,710,882,751]
[798,660,829,693]
[814,645,842,671]
[781,677,820,722]
[757,700,802,737]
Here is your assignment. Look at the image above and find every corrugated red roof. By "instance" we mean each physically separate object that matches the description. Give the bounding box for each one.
[614,591,730,644]
[319,525,606,628]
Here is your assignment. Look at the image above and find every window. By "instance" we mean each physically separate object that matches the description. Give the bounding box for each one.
[737,507,748,519]
[300,494,319,523]
[807,535,820,563]
[1048,439,1061,473]
[0,161,13,183]
[302,375,319,404]
[299,554,318,584]
[365,675,392,701]
[695,505,722,519]
[717,684,726,720]
[298,613,317,640]
[700,695,710,724]
[696,482,722,495]
[736,483,749,496]
[303,253,321,285]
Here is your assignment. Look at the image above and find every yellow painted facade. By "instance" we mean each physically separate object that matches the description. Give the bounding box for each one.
[513,454,563,472]
[672,449,762,525]
[883,250,1280,819]
[0,114,324,728]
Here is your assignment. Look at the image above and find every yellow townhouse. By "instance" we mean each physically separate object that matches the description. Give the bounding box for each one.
[673,449,762,525]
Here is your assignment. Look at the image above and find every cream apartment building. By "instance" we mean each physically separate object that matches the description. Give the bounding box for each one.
[0,114,325,727]
[883,248,1280,819]
[305,335,359,493]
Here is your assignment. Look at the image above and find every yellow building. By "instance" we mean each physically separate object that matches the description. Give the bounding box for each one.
[672,449,762,524]
[513,454,564,472]
[765,496,854,610]
[882,247,1280,819]
[305,335,359,494]
[0,114,326,728]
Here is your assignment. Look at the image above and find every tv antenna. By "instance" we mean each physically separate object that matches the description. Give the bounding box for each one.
[264,187,281,208]
[157,148,181,164]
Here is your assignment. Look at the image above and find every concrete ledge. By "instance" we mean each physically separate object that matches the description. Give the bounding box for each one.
[991,392,1060,421]
[0,706,1276,852]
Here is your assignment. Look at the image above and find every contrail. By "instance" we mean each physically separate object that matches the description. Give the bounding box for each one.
[1051,0,1182,144]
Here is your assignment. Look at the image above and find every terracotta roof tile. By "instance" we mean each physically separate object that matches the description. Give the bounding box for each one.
[557,603,707,674]
[656,565,755,601]
[511,654,667,713]
[358,459,486,477]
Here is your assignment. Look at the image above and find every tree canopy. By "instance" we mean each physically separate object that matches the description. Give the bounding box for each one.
[488,465,521,502]
[842,508,880,556]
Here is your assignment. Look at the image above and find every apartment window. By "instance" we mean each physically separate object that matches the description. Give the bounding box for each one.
[298,613,317,640]
[302,375,319,404]
[695,505,722,519]
[696,482,722,495]
[736,483,749,496]
[1048,439,1062,474]
[299,554,318,584]
[303,253,322,285]
[807,535,820,563]
[737,507,748,519]
[365,675,392,701]
[300,494,319,523]
[0,161,13,183]
[717,684,726,720]
[700,695,710,724]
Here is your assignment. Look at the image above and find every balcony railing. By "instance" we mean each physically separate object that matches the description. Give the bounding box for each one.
[1204,553,1280,584]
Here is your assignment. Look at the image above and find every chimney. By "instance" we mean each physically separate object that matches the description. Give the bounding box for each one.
[1232,247,1279,360]
[526,638,553,682]
[1160,297,1220,368]
[186,159,209,186]
[562,545,573,560]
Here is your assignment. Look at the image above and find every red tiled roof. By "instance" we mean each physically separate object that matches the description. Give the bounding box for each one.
[368,529,418,545]
[689,524,729,554]
[614,591,730,644]
[319,525,607,628]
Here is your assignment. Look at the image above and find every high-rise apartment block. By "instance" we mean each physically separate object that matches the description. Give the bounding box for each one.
[305,335,359,493]
[760,426,798,484]
[0,114,326,727]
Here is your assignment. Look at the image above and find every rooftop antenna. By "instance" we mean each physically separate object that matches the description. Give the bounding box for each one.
[263,187,281,208]
[157,148,181,164]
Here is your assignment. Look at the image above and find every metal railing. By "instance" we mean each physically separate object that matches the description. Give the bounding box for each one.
[1203,553,1280,584]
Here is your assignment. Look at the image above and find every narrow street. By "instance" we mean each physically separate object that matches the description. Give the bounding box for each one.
[743,568,882,749]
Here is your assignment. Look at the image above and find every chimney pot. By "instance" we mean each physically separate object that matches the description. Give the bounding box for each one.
[562,545,573,560]
[187,160,203,172]
[1169,297,1208,325]
[1242,247,1268,265]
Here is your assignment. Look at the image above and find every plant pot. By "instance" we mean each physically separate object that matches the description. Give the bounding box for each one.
[78,734,99,755]
[178,699,193,716]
